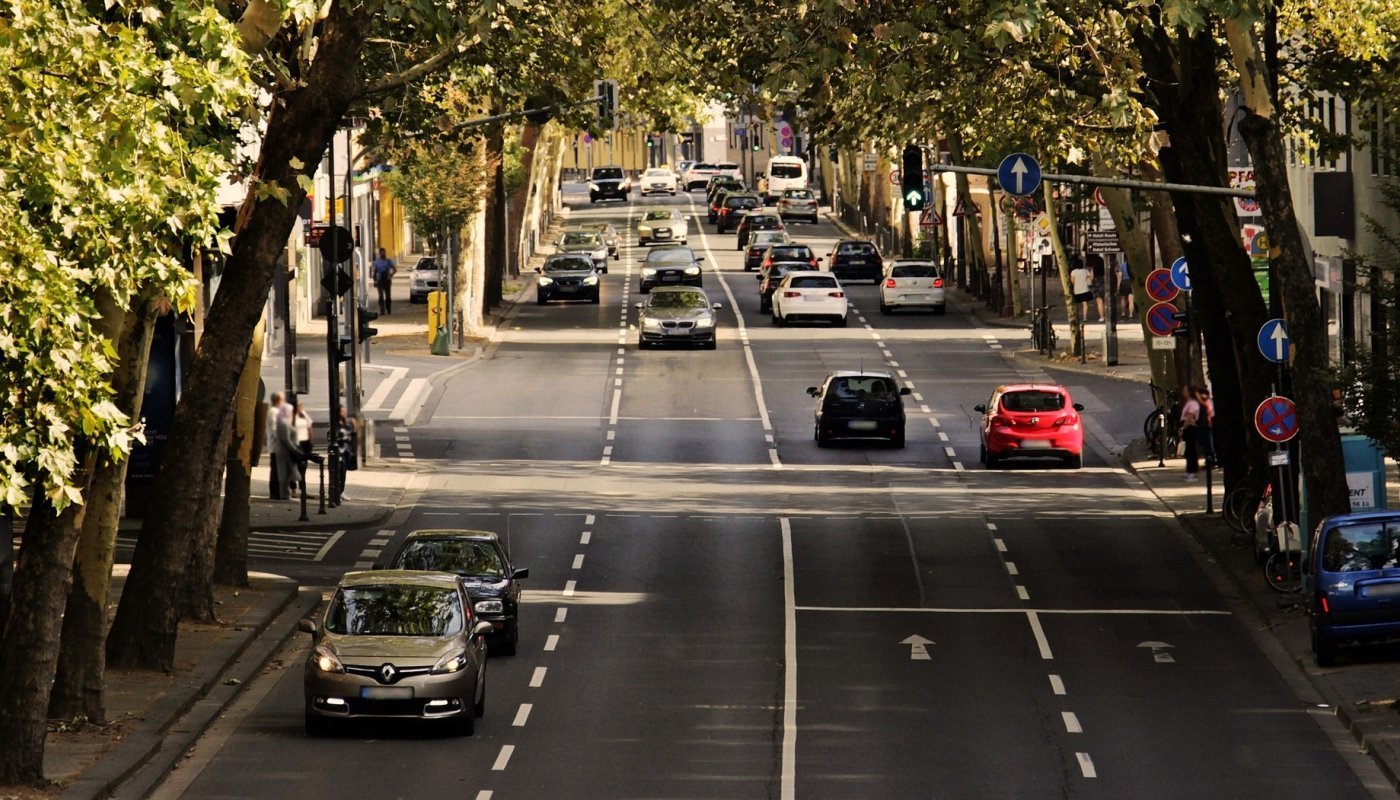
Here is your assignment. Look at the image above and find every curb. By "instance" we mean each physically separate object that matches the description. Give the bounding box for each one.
[59,578,315,800]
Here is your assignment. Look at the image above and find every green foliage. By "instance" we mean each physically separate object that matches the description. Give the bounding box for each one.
[0,0,252,509]
[382,139,496,238]
[1338,178,1400,460]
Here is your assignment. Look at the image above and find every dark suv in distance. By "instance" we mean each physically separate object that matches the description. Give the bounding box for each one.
[383,529,529,656]
[826,239,883,283]
[715,192,762,232]
[589,166,629,203]
[807,371,911,448]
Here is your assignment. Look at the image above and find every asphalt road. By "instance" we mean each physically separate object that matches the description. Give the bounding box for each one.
[151,190,1383,799]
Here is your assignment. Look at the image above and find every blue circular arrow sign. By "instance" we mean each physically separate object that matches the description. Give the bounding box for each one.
[1146,301,1180,337]
[1170,257,1192,292]
[997,153,1042,197]
[1255,396,1298,443]
[1257,318,1291,364]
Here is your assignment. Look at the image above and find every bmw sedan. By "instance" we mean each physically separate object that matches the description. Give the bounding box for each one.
[385,529,529,656]
[301,570,491,736]
[537,254,601,304]
[639,244,703,293]
[636,286,722,350]
[808,371,910,447]
[555,230,610,272]
[975,384,1085,469]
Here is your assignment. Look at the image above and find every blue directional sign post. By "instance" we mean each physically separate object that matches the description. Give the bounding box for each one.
[997,153,1042,197]
[1258,318,1291,364]
[1170,257,1192,292]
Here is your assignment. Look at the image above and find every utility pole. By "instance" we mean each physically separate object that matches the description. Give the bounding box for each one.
[324,137,342,507]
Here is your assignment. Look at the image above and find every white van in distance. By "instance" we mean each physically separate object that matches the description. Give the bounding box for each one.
[762,155,808,202]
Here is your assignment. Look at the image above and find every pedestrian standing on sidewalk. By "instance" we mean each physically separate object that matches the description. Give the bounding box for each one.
[1118,259,1134,318]
[1180,386,1203,480]
[372,248,396,315]
[265,392,287,499]
[1088,254,1107,322]
[276,396,300,499]
[1069,257,1093,324]
[331,407,357,501]
[1196,386,1215,469]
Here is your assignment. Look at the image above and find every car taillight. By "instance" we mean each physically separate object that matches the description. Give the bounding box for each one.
[829,291,845,298]
[991,415,1012,427]
[1321,596,1330,613]
[783,291,800,298]
[1053,414,1078,427]
[809,259,817,266]
[885,278,897,288]
[933,278,944,288]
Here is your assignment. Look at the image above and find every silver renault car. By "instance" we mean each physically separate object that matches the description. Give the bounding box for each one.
[300,570,491,736]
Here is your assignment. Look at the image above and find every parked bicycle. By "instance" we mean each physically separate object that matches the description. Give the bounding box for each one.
[1263,518,1303,594]
[1030,305,1057,353]
[1222,483,1261,536]
[1143,382,1182,458]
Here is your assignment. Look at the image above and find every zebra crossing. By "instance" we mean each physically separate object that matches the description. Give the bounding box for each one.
[110,528,345,563]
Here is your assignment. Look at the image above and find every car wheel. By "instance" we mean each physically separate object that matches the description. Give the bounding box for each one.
[834,315,848,327]
[771,309,784,326]
[986,450,1001,469]
[879,302,892,315]
[1065,453,1083,469]
[589,197,597,204]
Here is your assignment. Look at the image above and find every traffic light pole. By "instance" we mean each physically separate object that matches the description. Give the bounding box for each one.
[324,139,342,507]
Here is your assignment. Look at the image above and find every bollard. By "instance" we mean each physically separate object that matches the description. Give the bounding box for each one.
[298,463,309,522]
[1205,462,1214,514]
[318,461,327,515]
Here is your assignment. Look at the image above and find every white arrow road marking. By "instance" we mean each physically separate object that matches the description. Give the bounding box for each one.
[1138,640,1176,663]
[901,634,934,661]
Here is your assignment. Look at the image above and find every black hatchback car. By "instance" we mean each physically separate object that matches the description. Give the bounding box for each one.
[807,371,910,448]
[826,239,884,283]
[384,529,529,655]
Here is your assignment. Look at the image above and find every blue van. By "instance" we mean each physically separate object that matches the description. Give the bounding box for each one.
[1309,510,1400,666]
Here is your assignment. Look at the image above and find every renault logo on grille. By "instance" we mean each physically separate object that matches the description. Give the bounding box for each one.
[379,663,398,684]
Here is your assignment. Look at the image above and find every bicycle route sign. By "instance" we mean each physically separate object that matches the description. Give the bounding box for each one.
[1145,268,1179,303]
[1257,318,1291,364]
[1255,396,1299,443]
[1146,301,1181,337]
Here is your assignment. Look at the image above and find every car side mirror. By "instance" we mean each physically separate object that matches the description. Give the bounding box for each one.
[712,303,723,310]
[472,621,494,638]
[297,619,318,635]
[815,257,823,263]
[806,387,821,397]
[974,404,987,413]
[899,387,912,396]
[695,257,704,262]
[513,567,530,579]
[1073,403,1085,412]
[633,302,643,309]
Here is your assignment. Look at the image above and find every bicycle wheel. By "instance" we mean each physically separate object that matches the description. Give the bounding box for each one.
[1222,487,1257,533]
[1263,550,1303,593]
[1145,412,1178,457]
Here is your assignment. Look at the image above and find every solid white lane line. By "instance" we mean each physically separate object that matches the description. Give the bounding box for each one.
[580,531,591,545]
[363,367,409,412]
[492,745,514,771]
[1016,586,1030,601]
[530,667,546,688]
[544,634,560,651]
[563,580,576,596]
[555,608,568,623]
[1026,611,1054,659]
[780,517,797,800]
[572,554,585,569]
[1049,674,1067,695]
[1077,753,1097,778]
[1006,562,1019,576]
[1063,712,1082,733]
[513,704,533,727]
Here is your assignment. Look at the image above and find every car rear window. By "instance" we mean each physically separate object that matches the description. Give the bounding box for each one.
[1323,522,1400,572]
[1000,391,1066,412]
[692,163,716,171]
[717,162,739,170]
[770,163,804,179]
[593,168,623,179]
[783,190,814,200]
[830,377,898,399]
[790,275,837,289]
[394,539,505,578]
[749,216,781,228]
[769,246,812,260]
[726,196,760,209]
[838,242,878,255]
[891,264,940,278]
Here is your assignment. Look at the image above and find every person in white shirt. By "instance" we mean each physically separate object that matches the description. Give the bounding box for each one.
[1069,257,1093,324]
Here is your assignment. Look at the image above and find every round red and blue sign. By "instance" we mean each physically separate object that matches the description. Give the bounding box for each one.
[1254,396,1299,443]
[1146,302,1181,337]
[1145,268,1179,303]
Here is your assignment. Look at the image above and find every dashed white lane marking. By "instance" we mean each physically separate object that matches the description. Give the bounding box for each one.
[938,432,949,442]
[1017,586,1030,601]
[613,378,622,387]
[1063,712,1083,733]
[904,381,916,390]
[994,539,1007,552]
[990,344,1004,350]
[555,608,568,623]
[606,430,616,441]
[929,416,941,427]
[544,634,560,651]
[888,360,900,367]
[585,514,595,525]
[897,370,908,378]
[475,791,493,800]
[530,667,547,688]
[580,531,591,545]
[617,347,625,355]
[943,446,956,458]
[1026,611,1054,659]
[1049,674,1067,695]
[361,548,381,558]
[920,405,931,414]
[513,704,533,727]
[492,745,514,771]
[353,561,373,569]
[572,554,585,569]
[770,449,782,469]
[1006,562,1019,576]
[952,461,965,471]
[765,433,774,443]
[912,393,924,402]
[394,435,411,442]
[986,523,998,531]
[603,446,613,456]
[610,389,622,424]
[615,367,624,375]
[1077,753,1097,778]
[563,580,576,596]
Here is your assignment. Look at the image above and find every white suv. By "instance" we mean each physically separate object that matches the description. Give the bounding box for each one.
[682,162,720,191]
[770,270,847,327]
[639,168,678,196]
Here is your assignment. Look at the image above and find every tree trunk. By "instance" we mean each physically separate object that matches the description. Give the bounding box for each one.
[182,405,233,624]
[483,116,506,310]
[107,5,373,672]
[49,299,158,723]
[1225,17,1350,519]
[215,321,266,588]
[1096,174,1174,391]
[1042,181,1080,354]
[946,131,991,300]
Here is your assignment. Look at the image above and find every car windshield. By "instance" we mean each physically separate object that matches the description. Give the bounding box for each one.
[648,291,708,309]
[726,196,760,209]
[645,169,670,177]
[593,168,623,180]
[643,210,673,221]
[692,163,716,171]
[839,242,878,255]
[393,539,506,578]
[830,376,898,399]
[891,264,940,278]
[415,258,438,271]
[769,246,813,261]
[789,275,837,289]
[1001,391,1066,412]
[1323,522,1400,572]
[646,248,694,265]
[783,190,814,200]
[324,585,464,637]
[562,232,601,246]
[544,256,593,272]
[770,163,803,178]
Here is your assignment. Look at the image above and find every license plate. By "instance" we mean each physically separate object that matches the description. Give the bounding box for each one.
[847,259,866,265]
[901,294,928,301]
[661,274,680,282]
[361,686,413,699]
[849,420,878,431]
[1021,439,1052,449]
[1362,583,1400,598]
[559,285,579,292]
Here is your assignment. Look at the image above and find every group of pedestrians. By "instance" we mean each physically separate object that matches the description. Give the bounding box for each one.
[265,392,358,502]
[1069,254,1135,323]
[1180,385,1215,480]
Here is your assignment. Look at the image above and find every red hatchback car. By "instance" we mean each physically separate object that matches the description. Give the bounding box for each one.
[975,384,1085,469]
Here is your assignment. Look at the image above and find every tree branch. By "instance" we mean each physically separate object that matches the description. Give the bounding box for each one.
[355,34,475,101]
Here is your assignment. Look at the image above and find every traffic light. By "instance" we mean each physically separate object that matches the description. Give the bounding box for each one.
[593,79,618,130]
[335,335,353,364]
[646,135,654,150]
[901,144,925,211]
[357,308,380,343]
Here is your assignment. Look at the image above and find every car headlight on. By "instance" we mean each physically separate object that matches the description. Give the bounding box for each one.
[589,182,599,191]
[642,267,657,277]
[431,650,470,675]
[312,645,344,674]
[537,276,554,286]
[642,317,663,330]
[684,266,701,276]
[694,317,715,328]
[637,225,652,235]
[475,599,504,615]
[583,275,599,286]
